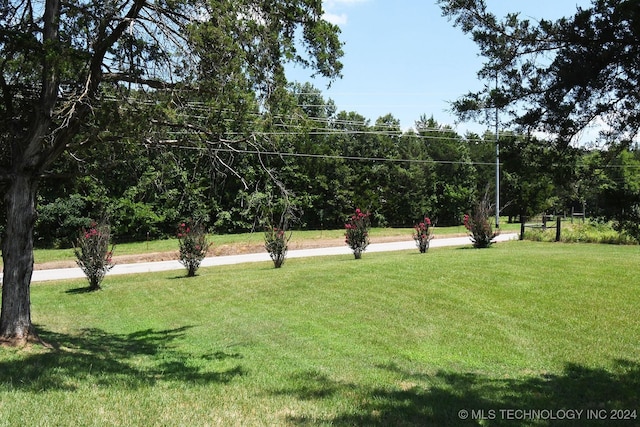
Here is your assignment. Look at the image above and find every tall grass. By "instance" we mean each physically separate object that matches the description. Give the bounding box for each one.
[1,241,639,426]
[524,220,638,245]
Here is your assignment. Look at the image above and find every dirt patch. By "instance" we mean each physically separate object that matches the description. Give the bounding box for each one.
[33,234,467,271]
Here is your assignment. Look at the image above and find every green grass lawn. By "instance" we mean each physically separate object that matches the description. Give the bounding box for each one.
[1,241,638,426]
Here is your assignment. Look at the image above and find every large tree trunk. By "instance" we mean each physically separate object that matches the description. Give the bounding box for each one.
[0,173,40,346]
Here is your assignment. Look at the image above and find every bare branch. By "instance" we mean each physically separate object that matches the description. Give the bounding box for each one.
[102,73,180,90]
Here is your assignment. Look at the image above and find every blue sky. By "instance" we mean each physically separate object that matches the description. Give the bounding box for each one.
[286,0,593,134]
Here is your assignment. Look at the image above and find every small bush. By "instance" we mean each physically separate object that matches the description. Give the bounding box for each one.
[264,226,291,268]
[413,216,434,253]
[177,221,211,277]
[464,193,499,249]
[74,221,115,291]
[345,208,370,259]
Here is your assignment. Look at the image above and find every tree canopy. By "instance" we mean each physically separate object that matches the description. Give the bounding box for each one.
[0,0,343,345]
[438,0,640,148]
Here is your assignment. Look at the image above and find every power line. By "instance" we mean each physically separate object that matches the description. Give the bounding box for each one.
[100,94,484,136]
[156,125,491,143]
[143,137,640,170]
[217,147,492,165]
[147,139,496,166]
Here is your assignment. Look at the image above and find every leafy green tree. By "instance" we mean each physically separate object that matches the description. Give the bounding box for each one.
[375,136,432,227]
[439,0,640,148]
[35,194,91,248]
[0,0,343,345]
[416,116,476,225]
[392,131,438,225]
[499,135,558,221]
[466,131,495,197]
[439,0,640,231]
[591,149,640,241]
[258,82,338,230]
[306,110,368,227]
[571,150,608,217]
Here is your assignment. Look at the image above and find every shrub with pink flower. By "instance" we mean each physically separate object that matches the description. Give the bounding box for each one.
[345,208,370,259]
[264,225,291,268]
[74,221,114,291]
[177,221,211,277]
[413,216,434,253]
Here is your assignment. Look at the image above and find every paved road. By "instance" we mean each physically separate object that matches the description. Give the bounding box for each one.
[28,233,518,283]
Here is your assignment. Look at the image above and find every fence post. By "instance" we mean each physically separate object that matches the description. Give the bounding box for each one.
[555,216,561,242]
[520,215,525,240]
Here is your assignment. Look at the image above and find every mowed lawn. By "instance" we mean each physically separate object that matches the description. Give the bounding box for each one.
[1,241,639,426]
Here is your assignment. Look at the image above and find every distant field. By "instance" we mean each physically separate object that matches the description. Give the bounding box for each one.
[1,240,638,426]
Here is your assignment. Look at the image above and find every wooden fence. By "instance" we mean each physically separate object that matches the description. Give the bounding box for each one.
[520,215,562,242]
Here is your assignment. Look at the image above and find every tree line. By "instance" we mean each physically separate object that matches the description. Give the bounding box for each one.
[25,83,640,247]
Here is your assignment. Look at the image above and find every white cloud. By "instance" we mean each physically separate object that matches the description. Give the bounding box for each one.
[325,0,369,5]
[323,12,348,25]
[323,0,368,26]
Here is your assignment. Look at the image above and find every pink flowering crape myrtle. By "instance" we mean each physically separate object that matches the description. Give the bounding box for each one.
[413,216,434,253]
[345,208,371,259]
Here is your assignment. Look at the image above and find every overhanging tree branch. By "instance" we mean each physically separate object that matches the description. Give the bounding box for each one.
[1,0,344,345]
[102,73,181,90]
[440,0,640,147]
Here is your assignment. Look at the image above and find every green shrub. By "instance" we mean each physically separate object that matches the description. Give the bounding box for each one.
[264,226,291,268]
[464,193,499,248]
[74,221,115,290]
[177,221,211,277]
[36,194,91,248]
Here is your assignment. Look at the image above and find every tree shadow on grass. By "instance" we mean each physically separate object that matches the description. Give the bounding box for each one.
[65,286,96,294]
[0,326,244,392]
[285,360,640,426]
[272,369,352,400]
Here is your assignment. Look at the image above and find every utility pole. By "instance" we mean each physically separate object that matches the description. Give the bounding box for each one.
[495,75,500,229]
